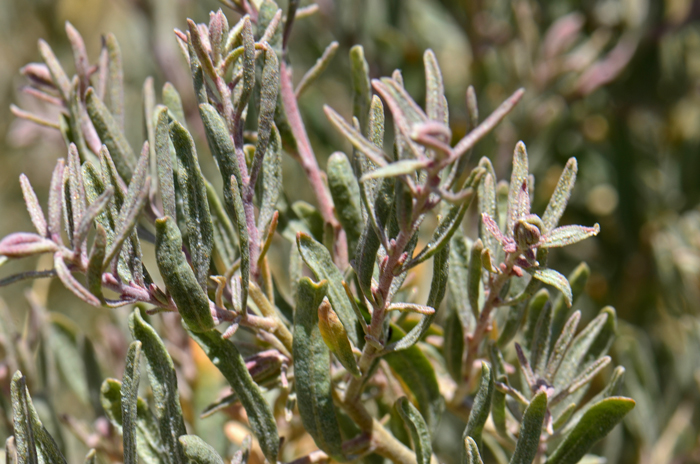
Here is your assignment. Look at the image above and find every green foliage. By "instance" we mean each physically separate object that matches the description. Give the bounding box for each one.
[0,2,645,463]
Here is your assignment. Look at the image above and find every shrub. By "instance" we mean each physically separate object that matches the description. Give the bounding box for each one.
[0,2,633,463]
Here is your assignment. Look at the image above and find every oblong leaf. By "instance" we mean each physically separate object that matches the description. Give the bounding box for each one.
[121,341,142,464]
[526,268,572,307]
[542,158,577,233]
[327,152,363,259]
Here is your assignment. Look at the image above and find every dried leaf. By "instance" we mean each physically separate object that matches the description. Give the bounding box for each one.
[318,298,360,378]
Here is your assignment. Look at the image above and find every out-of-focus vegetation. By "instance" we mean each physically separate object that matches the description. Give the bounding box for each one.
[1,0,700,462]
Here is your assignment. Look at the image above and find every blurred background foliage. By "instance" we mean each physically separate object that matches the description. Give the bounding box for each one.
[2,0,700,462]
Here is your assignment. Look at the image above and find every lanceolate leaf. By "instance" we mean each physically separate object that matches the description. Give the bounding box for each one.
[155,217,215,333]
[542,158,577,233]
[251,46,280,194]
[546,398,635,464]
[187,328,280,464]
[105,33,124,129]
[349,45,372,133]
[293,278,345,460]
[170,120,214,290]
[297,232,361,346]
[19,175,47,237]
[360,159,428,181]
[256,125,282,232]
[395,397,433,464]
[129,310,188,464]
[526,268,572,307]
[11,371,67,464]
[540,225,600,248]
[122,341,142,464]
[510,391,547,464]
[86,88,136,181]
[179,436,225,464]
[87,225,107,302]
[462,363,494,453]
[423,49,447,125]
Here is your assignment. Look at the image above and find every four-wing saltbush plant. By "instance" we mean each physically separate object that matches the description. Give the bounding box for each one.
[1,2,634,463]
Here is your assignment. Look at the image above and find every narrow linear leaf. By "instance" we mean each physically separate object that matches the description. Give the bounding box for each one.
[550,262,589,353]
[545,311,581,383]
[510,391,547,464]
[250,46,280,195]
[540,225,600,248]
[19,175,47,237]
[325,105,388,167]
[542,158,577,233]
[296,41,338,98]
[318,298,360,378]
[11,371,67,464]
[121,341,142,464]
[155,106,176,219]
[423,49,447,125]
[256,125,282,233]
[38,40,70,100]
[187,328,280,463]
[87,225,107,302]
[349,45,372,133]
[170,121,214,290]
[395,397,433,464]
[48,159,65,245]
[327,152,363,258]
[105,33,124,129]
[86,88,135,181]
[462,363,494,453]
[129,310,187,464]
[230,174,250,313]
[360,159,428,181]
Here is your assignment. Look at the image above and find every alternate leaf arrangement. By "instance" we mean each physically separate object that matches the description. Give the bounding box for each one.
[1,1,634,463]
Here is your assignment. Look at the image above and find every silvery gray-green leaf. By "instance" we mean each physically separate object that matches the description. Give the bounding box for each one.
[86,88,135,181]
[11,371,67,464]
[506,142,529,238]
[100,378,166,463]
[256,125,282,233]
[155,106,176,219]
[530,299,553,376]
[179,436,225,464]
[395,397,433,464]
[293,278,345,460]
[104,33,124,129]
[296,41,338,98]
[542,158,577,233]
[122,341,142,464]
[462,363,493,453]
[297,232,361,346]
[462,436,484,464]
[546,397,635,464]
[525,268,572,307]
[170,120,214,290]
[350,45,371,133]
[423,49,447,125]
[129,310,188,464]
[163,82,186,125]
[550,262,589,352]
[155,217,215,332]
[510,391,547,464]
[327,152,363,259]
[187,328,280,464]
[19,175,47,238]
[468,239,483,319]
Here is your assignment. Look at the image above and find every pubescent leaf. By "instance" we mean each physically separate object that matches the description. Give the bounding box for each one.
[293,278,345,460]
[510,391,547,464]
[179,436,225,464]
[462,363,493,453]
[395,397,433,464]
